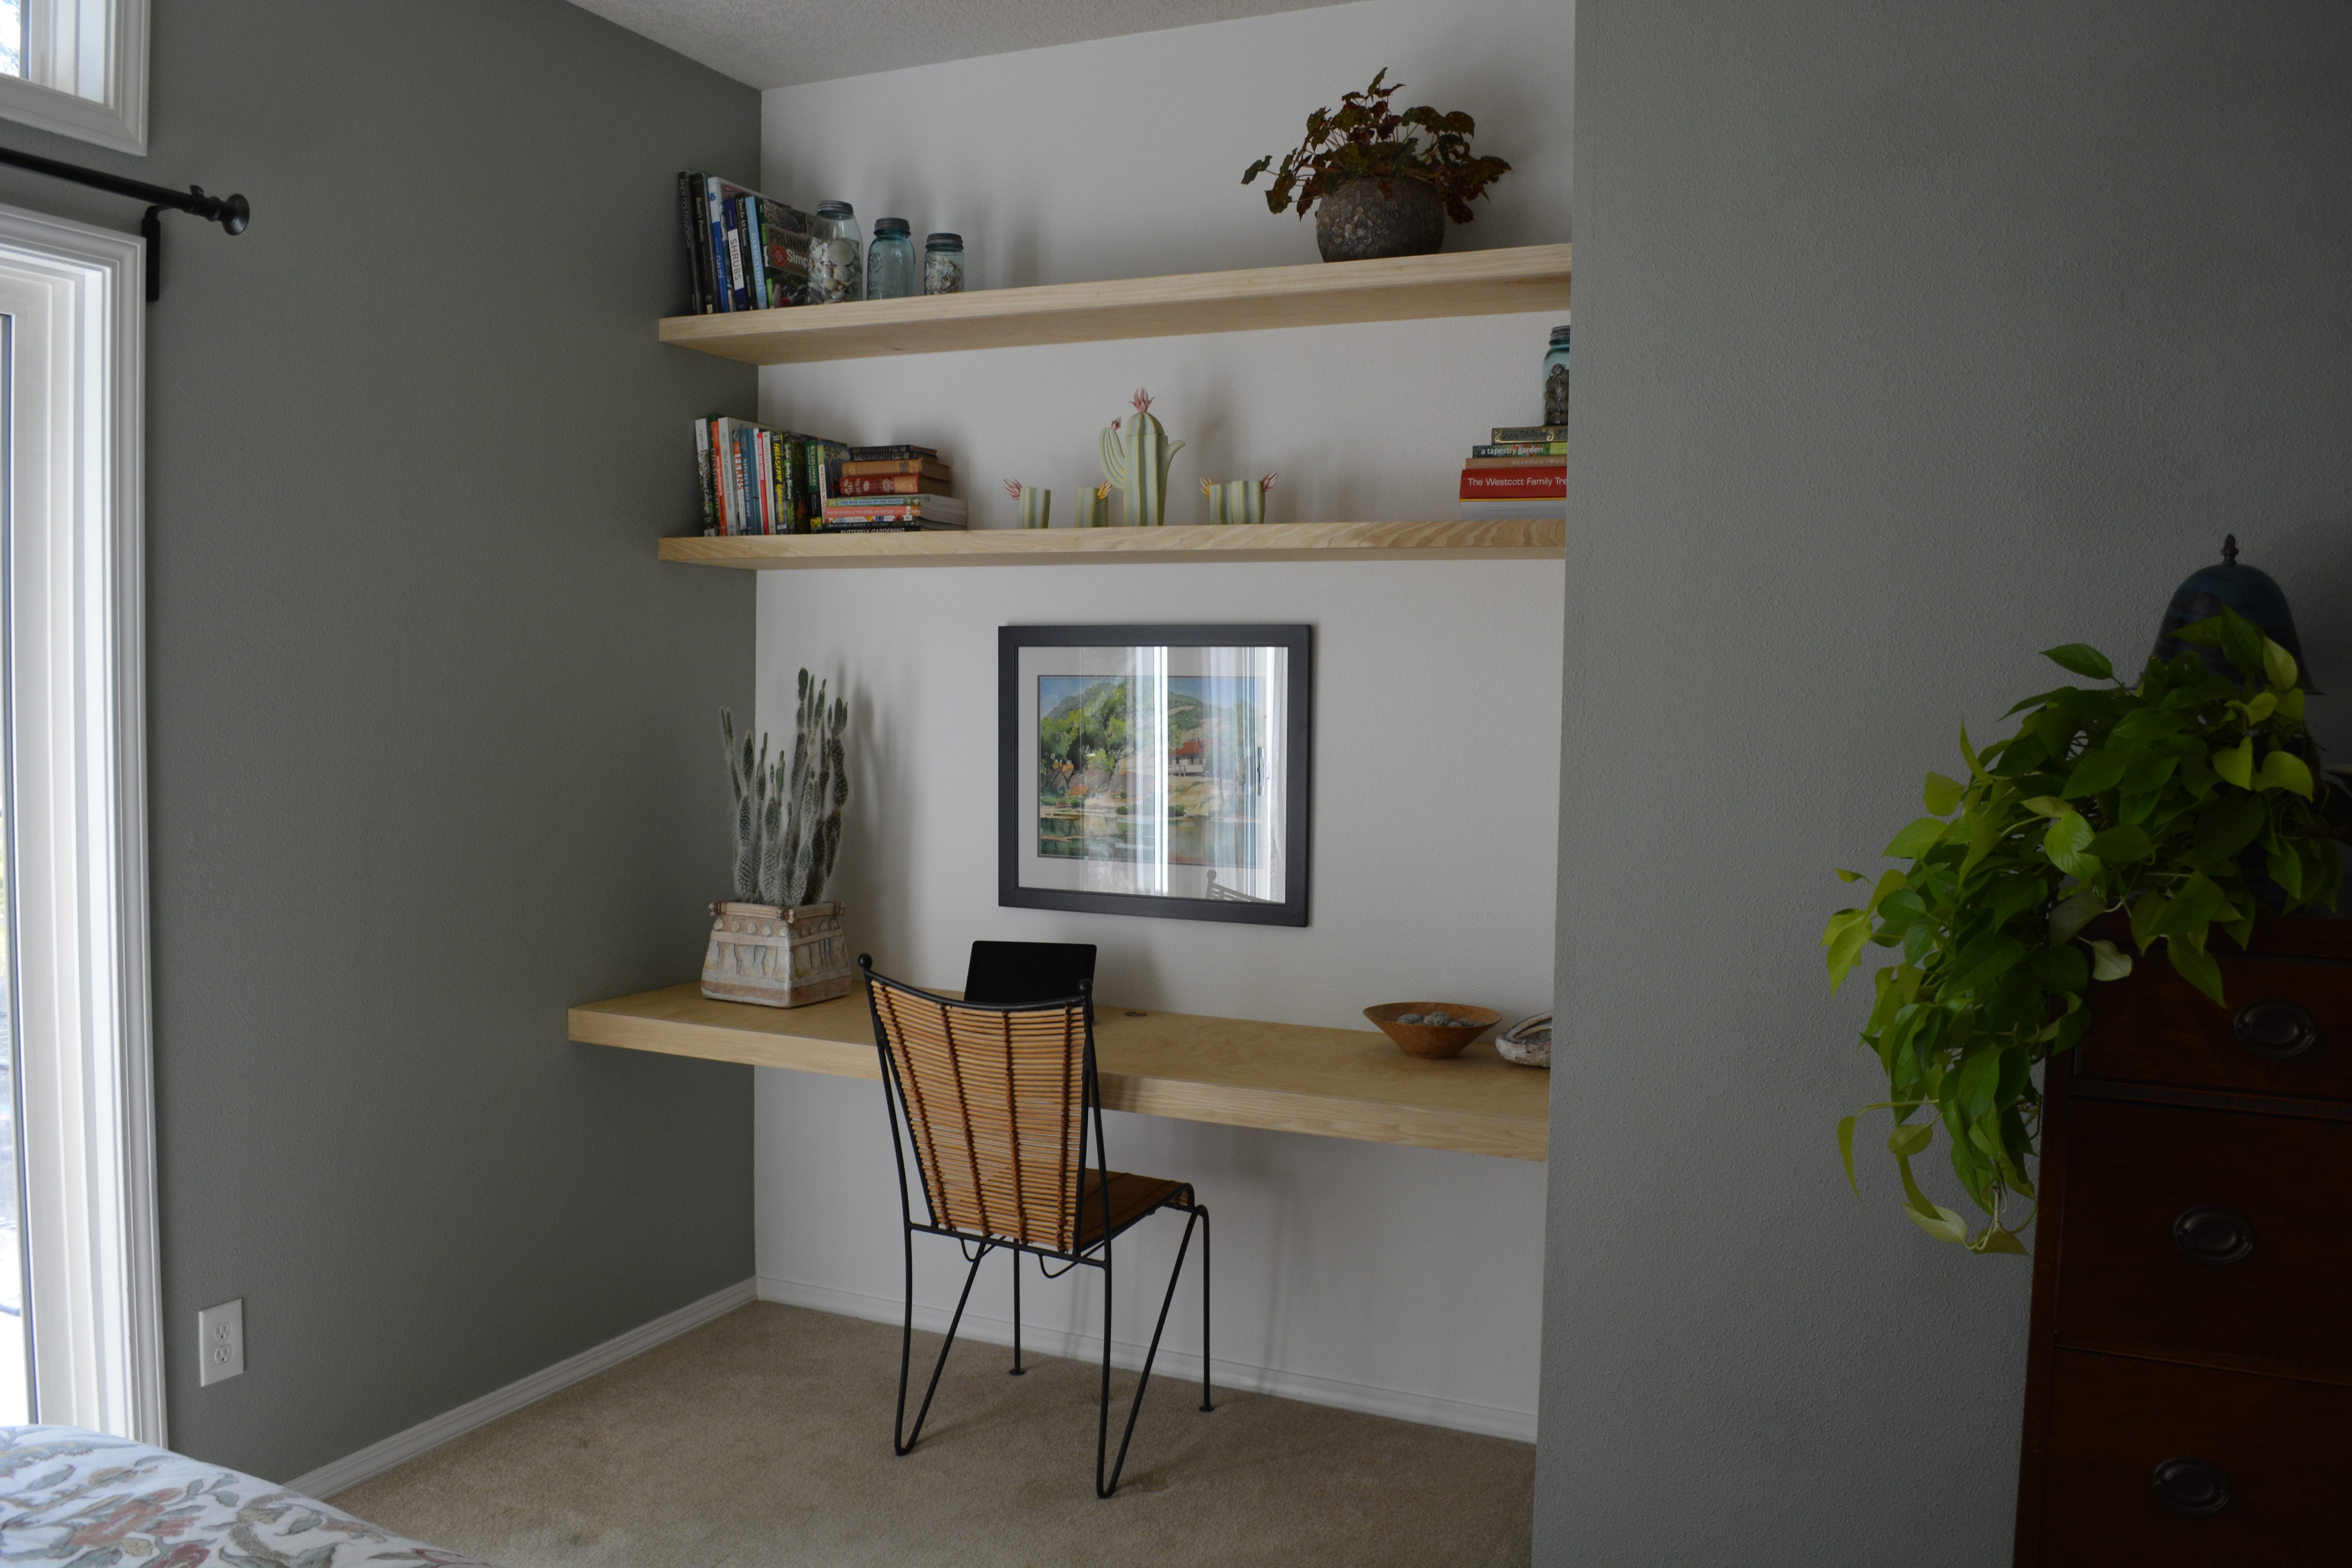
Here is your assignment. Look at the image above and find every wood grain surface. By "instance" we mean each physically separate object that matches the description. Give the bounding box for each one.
[658,245,1572,365]
[568,984,1550,1161]
[656,517,1568,570]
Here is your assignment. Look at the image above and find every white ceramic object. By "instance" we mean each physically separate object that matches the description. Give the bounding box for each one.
[1495,1012,1552,1068]
[701,900,851,1007]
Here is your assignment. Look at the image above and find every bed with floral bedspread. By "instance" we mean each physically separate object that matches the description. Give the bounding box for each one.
[0,1425,494,1566]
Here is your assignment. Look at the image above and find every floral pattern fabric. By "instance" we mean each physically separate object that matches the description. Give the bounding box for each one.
[0,1425,494,1567]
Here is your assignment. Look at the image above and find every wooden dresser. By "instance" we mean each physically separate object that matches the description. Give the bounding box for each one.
[2013,916,2352,1564]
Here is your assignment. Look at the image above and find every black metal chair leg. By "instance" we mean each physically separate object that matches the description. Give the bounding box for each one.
[1098,1206,1203,1498]
[1197,1205,1214,1413]
[1010,1248,1026,1375]
[896,1241,990,1455]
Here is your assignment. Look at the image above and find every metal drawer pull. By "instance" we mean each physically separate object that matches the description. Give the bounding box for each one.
[2231,998,2319,1058]
[2152,1457,2233,1517]
[2172,1205,2256,1266]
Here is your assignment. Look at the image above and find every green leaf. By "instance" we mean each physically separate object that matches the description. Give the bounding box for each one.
[2030,944,2089,993]
[1823,909,1872,991]
[2256,749,2314,800]
[2167,933,2225,1005]
[2019,795,2067,818]
[1834,867,1866,882]
[1958,724,1988,783]
[1883,817,1951,859]
[2043,809,2101,878]
[1970,1224,2030,1256]
[1837,1114,1860,1198]
[2087,938,2133,981]
[2156,872,2228,940]
[2085,825,2152,861]
[2112,708,2187,742]
[2171,616,2225,647]
[2213,736,2255,789]
[2220,608,2266,687]
[2061,749,2130,799]
[2049,887,2105,944]
[1886,1121,1933,1159]
[2194,793,2267,866]
[2263,637,2299,691]
[2042,643,2114,681]
[1923,771,1964,815]
[1903,1201,1969,1244]
[1945,931,2026,995]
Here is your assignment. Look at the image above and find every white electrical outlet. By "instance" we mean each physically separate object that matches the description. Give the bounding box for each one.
[197,1299,244,1387]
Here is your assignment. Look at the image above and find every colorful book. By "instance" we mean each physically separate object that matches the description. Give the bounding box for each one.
[693,417,716,532]
[840,457,953,481]
[1459,467,1567,499]
[750,198,809,309]
[700,177,730,313]
[677,174,712,315]
[1461,497,1567,520]
[1491,425,1568,443]
[1472,442,1567,459]
[1464,456,1567,470]
[813,518,968,533]
[822,494,969,522]
[846,445,940,463]
[835,474,954,497]
[805,437,849,515]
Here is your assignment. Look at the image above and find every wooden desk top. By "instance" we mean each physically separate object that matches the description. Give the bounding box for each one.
[568,985,1548,1161]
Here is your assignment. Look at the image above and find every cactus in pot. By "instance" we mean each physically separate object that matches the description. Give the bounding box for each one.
[1098,389,1185,526]
[710,671,853,1008]
[1202,472,1279,526]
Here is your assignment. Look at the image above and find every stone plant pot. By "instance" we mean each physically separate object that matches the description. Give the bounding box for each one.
[701,900,851,1008]
[1315,177,1446,262]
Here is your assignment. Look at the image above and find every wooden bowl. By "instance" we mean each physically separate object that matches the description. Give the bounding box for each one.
[1364,1002,1503,1060]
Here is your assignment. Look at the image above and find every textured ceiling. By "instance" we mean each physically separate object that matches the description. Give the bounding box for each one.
[567,0,1360,89]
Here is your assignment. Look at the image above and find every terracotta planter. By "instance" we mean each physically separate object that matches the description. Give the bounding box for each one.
[1315,178,1446,262]
[701,900,851,1008]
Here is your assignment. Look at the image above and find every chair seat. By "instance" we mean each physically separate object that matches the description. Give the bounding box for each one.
[1076,1171,1191,1250]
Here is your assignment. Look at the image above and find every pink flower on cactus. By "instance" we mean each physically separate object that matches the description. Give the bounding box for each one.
[1131,389,1154,414]
[1003,479,1025,499]
[1259,472,1279,491]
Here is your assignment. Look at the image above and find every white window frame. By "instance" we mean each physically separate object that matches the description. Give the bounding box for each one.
[0,0,149,156]
[0,200,158,1441]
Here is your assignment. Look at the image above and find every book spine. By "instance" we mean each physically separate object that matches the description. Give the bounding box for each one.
[1491,425,1569,443]
[835,474,953,496]
[722,200,750,312]
[693,417,715,533]
[731,426,755,535]
[744,198,769,310]
[702,177,732,314]
[677,174,710,315]
[711,419,731,535]
[1472,442,1568,459]
[1459,468,1568,499]
[845,445,939,462]
[840,458,953,480]
[770,430,790,535]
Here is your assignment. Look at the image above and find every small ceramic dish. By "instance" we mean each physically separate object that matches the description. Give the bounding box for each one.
[1364,1002,1502,1060]
[1496,1013,1553,1068]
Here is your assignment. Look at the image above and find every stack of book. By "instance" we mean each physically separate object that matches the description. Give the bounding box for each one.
[1458,426,1567,519]
[820,447,967,532]
[693,418,846,536]
[678,172,808,315]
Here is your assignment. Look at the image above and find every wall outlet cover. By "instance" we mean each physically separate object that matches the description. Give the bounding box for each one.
[197,1299,244,1387]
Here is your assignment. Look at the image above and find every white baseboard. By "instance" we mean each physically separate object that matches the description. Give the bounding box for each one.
[285,1278,758,1501]
[755,1274,1536,1444]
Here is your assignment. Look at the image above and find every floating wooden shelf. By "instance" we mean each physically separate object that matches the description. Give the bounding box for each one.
[571,984,1548,1161]
[659,244,1571,365]
[659,517,1564,570]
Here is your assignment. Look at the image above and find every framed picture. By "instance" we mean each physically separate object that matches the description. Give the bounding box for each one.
[999,624,1311,926]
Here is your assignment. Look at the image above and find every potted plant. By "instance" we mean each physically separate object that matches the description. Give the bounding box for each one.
[1243,69,1512,262]
[704,670,851,1008]
[1821,609,2343,1252]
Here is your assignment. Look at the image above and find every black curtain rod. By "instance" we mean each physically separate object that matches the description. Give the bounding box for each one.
[0,143,249,303]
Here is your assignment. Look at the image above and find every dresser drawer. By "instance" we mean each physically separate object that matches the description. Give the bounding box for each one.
[2040,1351,2350,1566]
[2053,1100,2352,1381]
[2081,953,2352,1102]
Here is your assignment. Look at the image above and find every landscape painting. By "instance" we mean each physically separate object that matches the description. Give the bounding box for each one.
[1035,674,1265,873]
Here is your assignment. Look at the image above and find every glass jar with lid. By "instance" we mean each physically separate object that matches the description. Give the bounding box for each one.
[1541,319,1570,428]
[867,218,916,299]
[924,232,965,295]
[811,201,864,303]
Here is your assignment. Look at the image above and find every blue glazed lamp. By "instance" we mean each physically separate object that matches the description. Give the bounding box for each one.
[2151,535,2316,692]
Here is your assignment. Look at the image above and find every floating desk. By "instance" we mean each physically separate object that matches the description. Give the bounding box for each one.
[569,985,1548,1162]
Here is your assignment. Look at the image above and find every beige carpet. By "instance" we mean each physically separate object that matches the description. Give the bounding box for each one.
[331,1302,1533,1568]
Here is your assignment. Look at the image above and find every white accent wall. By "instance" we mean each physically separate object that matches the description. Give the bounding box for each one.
[754,0,1572,1440]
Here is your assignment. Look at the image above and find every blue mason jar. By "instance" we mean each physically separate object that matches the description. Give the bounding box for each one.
[867,218,917,300]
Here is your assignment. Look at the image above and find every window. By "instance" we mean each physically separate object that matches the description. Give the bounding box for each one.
[0,198,158,1440]
[0,0,147,156]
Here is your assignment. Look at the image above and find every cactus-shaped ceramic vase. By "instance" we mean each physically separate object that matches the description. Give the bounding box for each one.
[1004,479,1051,529]
[1098,389,1185,526]
[1202,472,1278,526]
[1073,483,1111,529]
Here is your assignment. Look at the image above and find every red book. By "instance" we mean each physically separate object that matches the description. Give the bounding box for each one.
[835,474,954,496]
[1459,466,1567,499]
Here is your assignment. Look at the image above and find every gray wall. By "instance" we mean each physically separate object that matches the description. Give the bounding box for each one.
[0,2,759,1479]
[1539,3,2351,1561]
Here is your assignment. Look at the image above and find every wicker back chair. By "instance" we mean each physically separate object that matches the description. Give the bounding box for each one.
[860,956,1212,1498]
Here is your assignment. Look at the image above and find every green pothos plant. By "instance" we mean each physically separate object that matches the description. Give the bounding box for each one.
[1822,608,2344,1255]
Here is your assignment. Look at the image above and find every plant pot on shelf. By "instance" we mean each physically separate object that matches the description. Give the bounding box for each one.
[1316,177,1446,262]
[701,900,851,1008]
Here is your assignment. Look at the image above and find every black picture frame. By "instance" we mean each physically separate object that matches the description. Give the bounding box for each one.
[999,623,1312,927]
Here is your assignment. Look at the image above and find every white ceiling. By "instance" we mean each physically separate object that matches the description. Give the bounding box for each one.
[568,0,1360,90]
